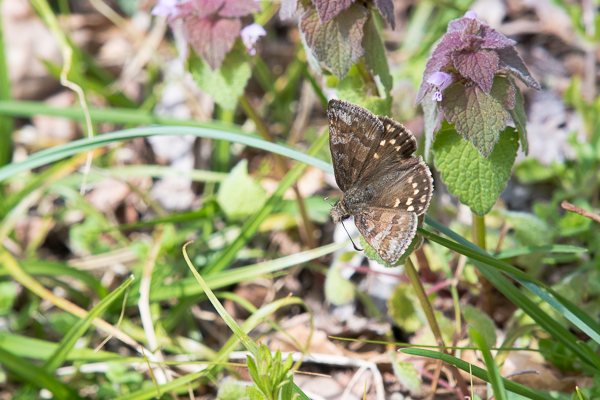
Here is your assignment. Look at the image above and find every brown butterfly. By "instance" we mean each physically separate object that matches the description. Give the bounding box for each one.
[328,100,433,264]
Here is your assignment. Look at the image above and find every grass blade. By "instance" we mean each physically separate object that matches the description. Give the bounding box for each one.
[202,130,329,275]
[136,241,346,303]
[43,275,135,373]
[0,126,332,182]
[423,217,600,370]
[183,243,311,400]
[400,348,552,400]
[470,329,507,400]
[0,347,80,399]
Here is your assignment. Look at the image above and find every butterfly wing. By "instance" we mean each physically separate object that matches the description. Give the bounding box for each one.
[347,115,433,216]
[354,207,417,264]
[364,157,434,216]
[328,99,384,191]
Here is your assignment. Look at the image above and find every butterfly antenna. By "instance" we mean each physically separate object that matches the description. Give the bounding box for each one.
[341,220,363,251]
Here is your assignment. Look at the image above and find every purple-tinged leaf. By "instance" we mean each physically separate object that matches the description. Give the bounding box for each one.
[491,76,528,152]
[183,15,241,69]
[185,0,223,19]
[490,75,516,110]
[219,0,260,17]
[441,82,508,157]
[300,3,367,78]
[509,82,528,153]
[448,15,481,34]
[374,0,395,28]
[313,0,355,23]
[496,47,541,90]
[279,0,298,20]
[452,50,499,93]
[481,26,516,49]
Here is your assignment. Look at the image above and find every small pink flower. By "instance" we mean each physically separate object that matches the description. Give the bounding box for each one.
[464,10,478,19]
[427,71,453,102]
[152,0,186,20]
[241,23,266,56]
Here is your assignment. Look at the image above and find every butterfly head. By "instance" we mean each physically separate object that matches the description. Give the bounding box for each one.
[330,199,349,223]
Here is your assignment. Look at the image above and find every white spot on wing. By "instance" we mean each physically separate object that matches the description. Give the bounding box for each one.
[380,140,386,146]
[393,198,400,207]
[407,205,414,212]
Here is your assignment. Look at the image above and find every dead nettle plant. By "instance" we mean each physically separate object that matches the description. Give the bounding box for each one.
[153,0,266,111]
[417,12,540,248]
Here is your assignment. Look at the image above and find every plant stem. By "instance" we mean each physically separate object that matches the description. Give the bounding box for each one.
[472,213,486,249]
[404,257,444,346]
[405,256,469,396]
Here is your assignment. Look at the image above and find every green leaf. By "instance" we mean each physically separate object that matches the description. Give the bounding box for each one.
[362,14,392,96]
[217,160,267,220]
[336,64,391,115]
[300,4,368,78]
[387,283,421,332]
[325,263,356,305]
[501,211,553,247]
[189,47,251,110]
[391,360,422,396]
[463,305,497,347]
[441,80,510,157]
[433,127,518,215]
[0,281,17,315]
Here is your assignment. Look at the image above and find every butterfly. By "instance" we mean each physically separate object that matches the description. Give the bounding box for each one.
[328,99,433,264]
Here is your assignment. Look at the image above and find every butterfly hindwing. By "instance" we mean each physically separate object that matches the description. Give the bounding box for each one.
[365,157,434,216]
[328,99,384,191]
[354,208,417,264]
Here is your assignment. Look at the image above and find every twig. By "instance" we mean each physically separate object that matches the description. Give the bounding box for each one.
[561,200,600,224]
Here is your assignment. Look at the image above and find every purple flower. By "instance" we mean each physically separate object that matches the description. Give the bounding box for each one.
[464,10,478,19]
[241,23,266,56]
[427,71,453,101]
[152,0,184,20]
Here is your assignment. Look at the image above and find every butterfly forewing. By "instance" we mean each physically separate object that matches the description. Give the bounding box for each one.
[328,100,384,191]
[355,208,417,264]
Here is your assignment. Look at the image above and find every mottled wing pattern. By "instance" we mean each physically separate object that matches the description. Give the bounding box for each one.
[355,208,417,264]
[328,99,384,191]
[365,157,434,216]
